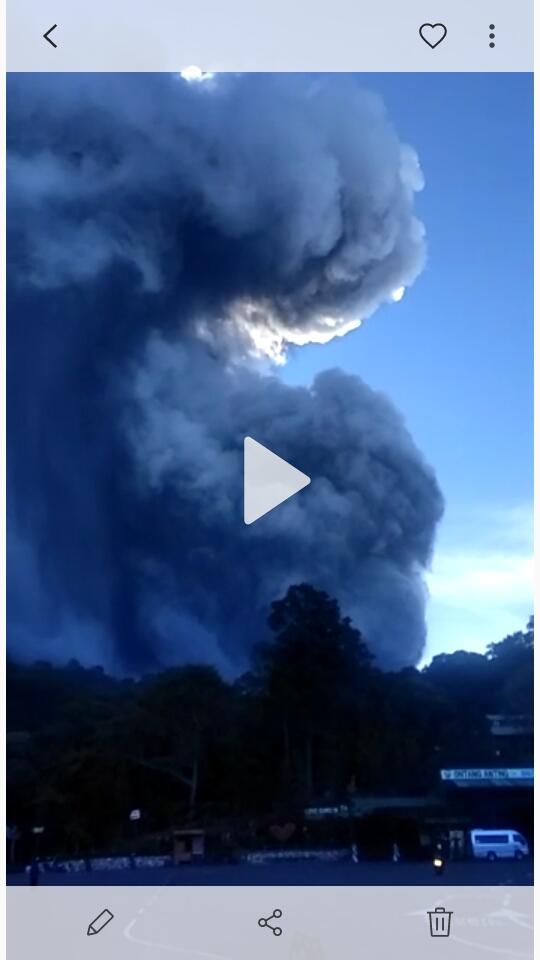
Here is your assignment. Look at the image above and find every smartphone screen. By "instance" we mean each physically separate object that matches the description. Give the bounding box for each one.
[6,1,534,957]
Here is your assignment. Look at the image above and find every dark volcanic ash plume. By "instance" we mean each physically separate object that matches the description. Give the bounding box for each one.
[7,72,443,673]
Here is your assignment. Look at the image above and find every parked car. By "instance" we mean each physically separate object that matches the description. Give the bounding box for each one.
[470,829,529,860]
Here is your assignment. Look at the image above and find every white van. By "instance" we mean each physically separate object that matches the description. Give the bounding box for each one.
[470,829,529,860]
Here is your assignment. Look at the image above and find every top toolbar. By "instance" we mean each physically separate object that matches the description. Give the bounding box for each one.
[7,0,534,72]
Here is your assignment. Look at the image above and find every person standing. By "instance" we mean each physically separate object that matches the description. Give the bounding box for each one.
[29,857,40,886]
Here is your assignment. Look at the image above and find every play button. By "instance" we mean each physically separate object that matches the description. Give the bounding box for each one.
[244,437,310,524]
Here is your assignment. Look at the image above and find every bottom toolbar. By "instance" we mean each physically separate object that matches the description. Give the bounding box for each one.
[8,885,533,959]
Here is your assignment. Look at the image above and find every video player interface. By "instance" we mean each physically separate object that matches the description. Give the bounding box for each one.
[5,1,534,958]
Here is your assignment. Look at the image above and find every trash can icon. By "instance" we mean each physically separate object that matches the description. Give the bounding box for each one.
[428,907,453,937]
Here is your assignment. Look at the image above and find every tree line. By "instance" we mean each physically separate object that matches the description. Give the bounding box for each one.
[7,585,533,859]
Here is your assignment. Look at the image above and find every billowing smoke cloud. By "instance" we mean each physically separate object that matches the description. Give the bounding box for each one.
[7,72,443,673]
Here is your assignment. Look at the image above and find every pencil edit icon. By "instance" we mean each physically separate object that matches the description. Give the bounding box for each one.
[87,909,114,936]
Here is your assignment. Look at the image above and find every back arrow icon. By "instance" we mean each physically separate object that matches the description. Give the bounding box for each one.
[43,25,58,48]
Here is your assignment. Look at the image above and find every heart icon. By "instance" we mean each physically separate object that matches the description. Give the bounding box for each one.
[419,23,447,49]
[269,822,297,842]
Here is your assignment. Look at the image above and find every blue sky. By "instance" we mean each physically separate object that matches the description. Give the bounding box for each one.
[282,73,533,661]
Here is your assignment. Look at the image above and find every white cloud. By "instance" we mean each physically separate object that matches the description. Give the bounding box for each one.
[423,503,533,662]
[179,66,214,83]
[427,551,532,607]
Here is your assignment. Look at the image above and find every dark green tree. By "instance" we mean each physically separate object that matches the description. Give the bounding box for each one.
[253,584,373,799]
[131,665,232,814]
[487,616,534,716]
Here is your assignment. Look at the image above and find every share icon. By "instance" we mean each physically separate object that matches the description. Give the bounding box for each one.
[258,908,283,936]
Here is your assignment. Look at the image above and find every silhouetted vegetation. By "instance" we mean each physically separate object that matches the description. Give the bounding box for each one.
[7,586,533,859]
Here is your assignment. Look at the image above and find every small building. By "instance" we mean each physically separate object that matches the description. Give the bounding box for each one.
[172,828,205,864]
[438,767,533,847]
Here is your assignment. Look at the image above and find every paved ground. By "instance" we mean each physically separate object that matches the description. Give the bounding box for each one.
[7,858,533,886]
